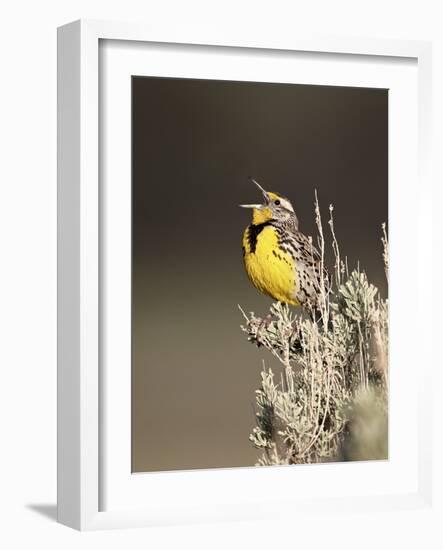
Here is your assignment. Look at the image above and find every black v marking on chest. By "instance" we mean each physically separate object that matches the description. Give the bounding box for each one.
[247,221,273,253]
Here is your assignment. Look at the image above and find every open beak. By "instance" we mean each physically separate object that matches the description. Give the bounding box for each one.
[239,178,269,209]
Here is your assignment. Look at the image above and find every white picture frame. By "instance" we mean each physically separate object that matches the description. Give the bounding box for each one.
[57,19,433,531]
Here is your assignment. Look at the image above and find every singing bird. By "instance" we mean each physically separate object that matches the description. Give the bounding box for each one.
[241,179,324,309]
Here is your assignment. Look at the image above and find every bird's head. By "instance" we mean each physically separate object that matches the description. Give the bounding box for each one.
[240,178,298,227]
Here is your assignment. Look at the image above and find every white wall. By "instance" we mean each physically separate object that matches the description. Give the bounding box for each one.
[0,1,441,548]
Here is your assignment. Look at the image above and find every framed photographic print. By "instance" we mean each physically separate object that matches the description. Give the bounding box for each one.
[57,20,433,530]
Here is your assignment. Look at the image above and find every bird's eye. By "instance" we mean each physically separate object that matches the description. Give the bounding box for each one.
[274,199,280,206]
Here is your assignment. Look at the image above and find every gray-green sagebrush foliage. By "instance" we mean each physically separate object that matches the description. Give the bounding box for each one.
[240,195,388,465]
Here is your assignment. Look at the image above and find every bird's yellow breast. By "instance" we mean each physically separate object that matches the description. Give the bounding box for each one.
[242,224,299,305]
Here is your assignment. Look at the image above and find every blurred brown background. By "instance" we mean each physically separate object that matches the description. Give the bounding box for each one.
[132,77,388,472]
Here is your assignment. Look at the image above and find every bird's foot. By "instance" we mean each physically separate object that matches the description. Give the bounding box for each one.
[256,314,273,347]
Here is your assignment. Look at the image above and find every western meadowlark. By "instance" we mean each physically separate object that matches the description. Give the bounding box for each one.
[240,178,325,310]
